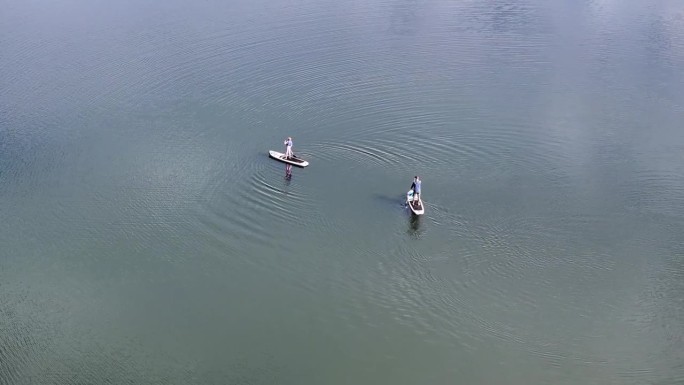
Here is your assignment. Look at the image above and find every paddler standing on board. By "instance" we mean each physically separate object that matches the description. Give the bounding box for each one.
[284,136,293,159]
[412,176,421,206]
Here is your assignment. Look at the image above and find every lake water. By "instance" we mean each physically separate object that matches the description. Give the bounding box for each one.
[1,0,683,384]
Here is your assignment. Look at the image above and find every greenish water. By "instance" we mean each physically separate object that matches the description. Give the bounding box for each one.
[1,0,683,384]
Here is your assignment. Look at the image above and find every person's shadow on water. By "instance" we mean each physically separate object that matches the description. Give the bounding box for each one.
[372,193,423,237]
[372,193,406,209]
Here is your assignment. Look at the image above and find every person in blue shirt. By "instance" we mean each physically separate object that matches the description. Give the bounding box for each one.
[412,176,422,206]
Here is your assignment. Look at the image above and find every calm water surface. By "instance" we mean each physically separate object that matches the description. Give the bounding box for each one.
[1,0,683,384]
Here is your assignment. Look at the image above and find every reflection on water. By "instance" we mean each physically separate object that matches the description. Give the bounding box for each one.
[285,163,292,182]
[283,163,293,188]
[407,213,421,236]
[406,201,423,239]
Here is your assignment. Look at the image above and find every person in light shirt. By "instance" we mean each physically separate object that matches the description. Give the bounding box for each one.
[283,137,293,159]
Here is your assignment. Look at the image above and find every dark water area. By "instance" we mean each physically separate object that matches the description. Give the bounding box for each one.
[1,0,683,383]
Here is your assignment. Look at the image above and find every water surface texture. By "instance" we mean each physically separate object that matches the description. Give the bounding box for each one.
[1,0,683,384]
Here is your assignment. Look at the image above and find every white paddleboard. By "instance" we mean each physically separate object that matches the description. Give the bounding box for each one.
[406,190,424,215]
[269,150,309,167]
